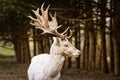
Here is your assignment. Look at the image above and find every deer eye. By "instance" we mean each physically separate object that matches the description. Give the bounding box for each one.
[64,44,69,47]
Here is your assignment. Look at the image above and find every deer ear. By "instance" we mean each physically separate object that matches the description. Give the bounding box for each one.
[53,37,60,45]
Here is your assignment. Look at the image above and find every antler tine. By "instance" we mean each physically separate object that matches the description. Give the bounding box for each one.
[67,30,73,39]
[61,27,73,39]
[41,2,45,14]
[41,3,50,21]
[62,26,69,35]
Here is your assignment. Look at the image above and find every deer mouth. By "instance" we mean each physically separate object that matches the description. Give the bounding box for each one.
[72,54,79,57]
[72,52,80,57]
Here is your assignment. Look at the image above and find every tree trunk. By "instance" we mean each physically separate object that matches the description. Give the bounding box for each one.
[84,25,89,70]
[12,34,31,63]
[75,28,81,68]
[33,27,37,56]
[109,17,114,73]
[44,36,50,53]
[89,22,96,71]
[100,26,108,73]
[99,0,108,73]
[112,0,120,74]
[37,30,44,54]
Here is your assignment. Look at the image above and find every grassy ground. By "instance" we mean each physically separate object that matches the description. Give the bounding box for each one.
[0,61,28,80]
[0,56,120,80]
[0,55,28,80]
[0,41,15,56]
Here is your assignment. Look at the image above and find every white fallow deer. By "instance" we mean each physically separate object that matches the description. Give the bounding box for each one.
[27,3,81,80]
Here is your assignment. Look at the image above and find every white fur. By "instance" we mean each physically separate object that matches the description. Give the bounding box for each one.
[28,37,81,80]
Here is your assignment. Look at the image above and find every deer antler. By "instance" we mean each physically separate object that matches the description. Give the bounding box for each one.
[28,3,72,39]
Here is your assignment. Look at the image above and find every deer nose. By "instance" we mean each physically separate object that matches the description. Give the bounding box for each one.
[73,51,81,57]
[78,51,81,55]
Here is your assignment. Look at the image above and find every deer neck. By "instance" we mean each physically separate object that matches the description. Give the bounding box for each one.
[50,44,65,63]
[50,49,63,56]
[48,46,65,78]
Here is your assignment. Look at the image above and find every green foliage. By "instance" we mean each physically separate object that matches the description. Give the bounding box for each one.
[0,0,33,39]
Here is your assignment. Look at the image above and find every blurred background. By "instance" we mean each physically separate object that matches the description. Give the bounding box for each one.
[0,0,120,80]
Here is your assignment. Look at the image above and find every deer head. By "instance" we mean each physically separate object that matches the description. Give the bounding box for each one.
[28,3,81,57]
[50,37,80,57]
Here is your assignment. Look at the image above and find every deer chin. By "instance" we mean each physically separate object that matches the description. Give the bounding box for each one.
[72,53,80,57]
[65,54,79,57]
[73,55,79,57]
